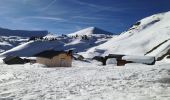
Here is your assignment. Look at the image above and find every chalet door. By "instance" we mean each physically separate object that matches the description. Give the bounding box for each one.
[60,58,67,67]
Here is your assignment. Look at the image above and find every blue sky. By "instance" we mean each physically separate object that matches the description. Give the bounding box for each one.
[0,0,170,34]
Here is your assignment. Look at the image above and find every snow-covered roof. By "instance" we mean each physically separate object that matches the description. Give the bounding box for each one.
[122,55,155,64]
[68,27,113,36]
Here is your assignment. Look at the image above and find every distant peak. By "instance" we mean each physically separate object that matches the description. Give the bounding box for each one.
[85,27,98,30]
[87,26,96,29]
[68,27,113,36]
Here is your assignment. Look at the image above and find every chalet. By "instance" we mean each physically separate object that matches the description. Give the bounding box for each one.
[34,50,72,67]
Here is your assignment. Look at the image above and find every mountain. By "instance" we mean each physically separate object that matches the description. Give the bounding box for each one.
[0,28,114,57]
[0,27,48,37]
[2,11,170,60]
[68,27,113,36]
[0,27,48,53]
[81,11,170,60]
[0,36,28,53]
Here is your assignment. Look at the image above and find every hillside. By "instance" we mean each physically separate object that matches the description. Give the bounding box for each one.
[81,11,170,59]
[0,36,28,53]
[0,28,114,57]
[0,27,48,53]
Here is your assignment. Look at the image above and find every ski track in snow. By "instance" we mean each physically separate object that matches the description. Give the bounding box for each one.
[0,61,170,100]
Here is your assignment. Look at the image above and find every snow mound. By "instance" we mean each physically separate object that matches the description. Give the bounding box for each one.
[82,11,170,58]
[106,58,117,65]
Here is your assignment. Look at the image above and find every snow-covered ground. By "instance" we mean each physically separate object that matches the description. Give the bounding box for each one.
[0,59,170,100]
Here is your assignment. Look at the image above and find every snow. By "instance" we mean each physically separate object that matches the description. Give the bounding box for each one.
[68,27,113,36]
[82,11,170,58]
[0,28,114,57]
[43,33,59,39]
[0,72,14,81]
[0,60,170,100]
[106,58,117,65]
[122,55,155,64]
[0,27,47,54]
[146,40,170,59]
[0,42,12,46]
[0,36,41,54]
[0,41,64,57]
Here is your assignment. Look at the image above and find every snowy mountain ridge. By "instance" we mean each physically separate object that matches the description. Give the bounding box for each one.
[0,27,114,57]
[0,27,48,53]
[81,11,170,60]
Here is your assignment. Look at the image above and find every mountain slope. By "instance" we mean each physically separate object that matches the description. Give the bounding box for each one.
[0,41,65,57]
[0,27,48,53]
[0,28,114,57]
[68,27,113,36]
[81,11,170,59]
[0,36,28,53]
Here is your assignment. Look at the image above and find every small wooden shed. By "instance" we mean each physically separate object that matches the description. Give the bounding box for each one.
[34,50,72,67]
